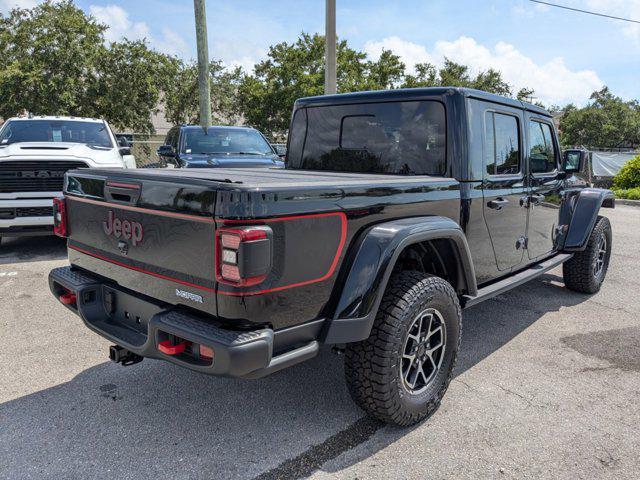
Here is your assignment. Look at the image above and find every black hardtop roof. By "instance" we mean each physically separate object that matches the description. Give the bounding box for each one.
[295,87,550,117]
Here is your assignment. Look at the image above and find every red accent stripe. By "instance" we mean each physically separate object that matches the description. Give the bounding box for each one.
[68,210,348,297]
[69,244,215,293]
[216,212,348,297]
[67,196,215,223]
[106,181,140,190]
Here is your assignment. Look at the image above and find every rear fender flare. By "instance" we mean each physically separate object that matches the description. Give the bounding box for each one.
[322,216,477,344]
[563,188,615,251]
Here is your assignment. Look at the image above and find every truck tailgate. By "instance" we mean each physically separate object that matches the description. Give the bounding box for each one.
[64,171,218,315]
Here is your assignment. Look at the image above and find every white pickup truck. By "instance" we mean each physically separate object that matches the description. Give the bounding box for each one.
[0,116,135,244]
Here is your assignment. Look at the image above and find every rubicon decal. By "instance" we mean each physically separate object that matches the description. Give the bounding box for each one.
[103,210,144,246]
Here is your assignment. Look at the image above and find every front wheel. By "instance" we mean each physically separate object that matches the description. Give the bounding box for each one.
[344,272,461,426]
[563,215,612,294]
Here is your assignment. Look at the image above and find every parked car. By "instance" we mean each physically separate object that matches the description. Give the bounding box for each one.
[156,125,284,168]
[49,88,614,426]
[0,116,135,244]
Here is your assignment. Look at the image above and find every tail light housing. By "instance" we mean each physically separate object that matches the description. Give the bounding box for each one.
[216,226,272,286]
[53,197,68,237]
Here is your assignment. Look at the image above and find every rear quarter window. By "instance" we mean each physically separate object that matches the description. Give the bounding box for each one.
[287,100,446,175]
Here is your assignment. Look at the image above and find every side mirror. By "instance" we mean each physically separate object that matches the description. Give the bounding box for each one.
[157,144,176,158]
[272,144,287,158]
[562,149,585,174]
[119,147,131,156]
[118,136,130,148]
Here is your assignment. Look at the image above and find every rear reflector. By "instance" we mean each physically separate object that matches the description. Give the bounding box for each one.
[52,197,68,237]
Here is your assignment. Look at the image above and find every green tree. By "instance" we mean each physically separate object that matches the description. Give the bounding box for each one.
[403,58,513,97]
[361,49,406,91]
[0,0,104,119]
[163,60,243,126]
[238,33,407,135]
[90,40,178,133]
[0,0,178,133]
[560,87,640,148]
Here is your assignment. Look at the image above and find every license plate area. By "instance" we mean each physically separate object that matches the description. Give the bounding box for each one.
[102,285,164,337]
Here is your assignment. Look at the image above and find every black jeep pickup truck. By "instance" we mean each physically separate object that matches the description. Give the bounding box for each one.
[49,88,614,426]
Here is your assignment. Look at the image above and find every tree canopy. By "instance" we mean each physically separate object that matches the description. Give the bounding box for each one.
[238,33,407,134]
[403,59,511,97]
[163,60,243,126]
[0,0,177,133]
[1,2,637,148]
[559,87,640,149]
[238,34,536,135]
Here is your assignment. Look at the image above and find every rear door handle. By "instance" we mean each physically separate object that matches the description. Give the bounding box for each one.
[487,198,509,210]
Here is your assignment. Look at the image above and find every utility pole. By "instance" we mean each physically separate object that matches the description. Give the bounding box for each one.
[194,0,212,130]
[324,0,337,95]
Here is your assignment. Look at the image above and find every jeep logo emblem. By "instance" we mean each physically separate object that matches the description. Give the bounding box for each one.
[103,211,143,246]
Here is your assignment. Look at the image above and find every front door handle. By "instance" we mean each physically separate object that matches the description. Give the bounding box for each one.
[487,198,509,210]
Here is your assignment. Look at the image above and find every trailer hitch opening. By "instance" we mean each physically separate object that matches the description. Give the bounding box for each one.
[109,345,143,366]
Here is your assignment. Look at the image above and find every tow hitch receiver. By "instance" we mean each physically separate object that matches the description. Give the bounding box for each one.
[109,345,143,366]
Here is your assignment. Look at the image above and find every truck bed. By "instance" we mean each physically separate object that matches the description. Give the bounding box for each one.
[62,166,461,329]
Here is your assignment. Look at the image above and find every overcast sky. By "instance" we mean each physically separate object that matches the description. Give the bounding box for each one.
[2,0,639,106]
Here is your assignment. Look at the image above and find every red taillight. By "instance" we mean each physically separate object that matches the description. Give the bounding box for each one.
[53,197,68,237]
[216,226,272,287]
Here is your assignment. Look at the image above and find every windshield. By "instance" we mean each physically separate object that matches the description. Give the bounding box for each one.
[0,120,113,148]
[181,127,273,155]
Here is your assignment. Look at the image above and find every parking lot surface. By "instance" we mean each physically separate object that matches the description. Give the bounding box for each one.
[1,206,639,480]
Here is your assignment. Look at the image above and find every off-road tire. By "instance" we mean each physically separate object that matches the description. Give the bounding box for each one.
[563,215,612,294]
[344,271,461,426]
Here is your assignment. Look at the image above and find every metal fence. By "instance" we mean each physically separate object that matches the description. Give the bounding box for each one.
[126,133,165,168]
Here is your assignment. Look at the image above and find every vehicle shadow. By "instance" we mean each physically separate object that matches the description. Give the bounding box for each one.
[0,272,591,480]
[0,235,67,265]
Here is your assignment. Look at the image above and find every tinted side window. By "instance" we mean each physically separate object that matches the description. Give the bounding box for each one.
[529,121,557,173]
[164,128,176,147]
[484,112,520,176]
[288,101,446,175]
[171,128,180,149]
[287,109,307,165]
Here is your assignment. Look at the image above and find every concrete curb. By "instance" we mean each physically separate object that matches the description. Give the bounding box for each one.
[616,198,640,207]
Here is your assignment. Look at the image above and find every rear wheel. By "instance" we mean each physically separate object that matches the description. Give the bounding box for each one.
[344,271,461,426]
[563,215,612,294]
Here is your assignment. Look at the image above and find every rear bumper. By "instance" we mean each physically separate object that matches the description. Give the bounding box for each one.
[49,266,319,378]
[0,198,54,236]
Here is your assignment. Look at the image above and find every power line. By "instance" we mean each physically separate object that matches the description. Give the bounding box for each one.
[529,0,640,24]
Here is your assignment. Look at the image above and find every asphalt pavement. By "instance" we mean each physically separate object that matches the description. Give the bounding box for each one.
[1,206,639,480]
